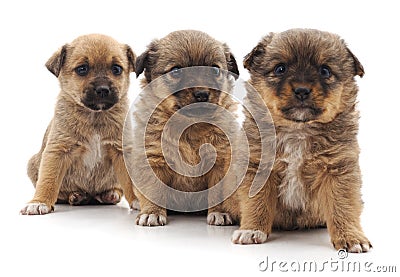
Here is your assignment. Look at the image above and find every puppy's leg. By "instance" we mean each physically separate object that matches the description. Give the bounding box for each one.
[320,170,371,253]
[231,172,278,244]
[134,189,167,226]
[27,153,41,186]
[27,124,51,186]
[132,166,168,226]
[20,142,75,215]
[207,165,235,226]
[106,145,137,208]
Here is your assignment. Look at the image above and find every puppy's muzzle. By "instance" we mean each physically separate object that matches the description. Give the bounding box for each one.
[193,90,209,102]
[82,80,119,111]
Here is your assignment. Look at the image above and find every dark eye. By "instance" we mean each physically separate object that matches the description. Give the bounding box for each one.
[211,65,220,77]
[319,65,331,78]
[111,64,123,75]
[75,64,89,76]
[274,64,286,76]
[170,67,182,78]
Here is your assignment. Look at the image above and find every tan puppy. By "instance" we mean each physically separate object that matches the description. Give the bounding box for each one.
[232,29,371,253]
[131,30,240,226]
[20,34,137,215]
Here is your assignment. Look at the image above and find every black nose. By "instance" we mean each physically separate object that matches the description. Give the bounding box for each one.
[95,86,110,98]
[193,91,209,102]
[294,87,311,101]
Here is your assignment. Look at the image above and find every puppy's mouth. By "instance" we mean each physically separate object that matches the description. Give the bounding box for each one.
[177,104,218,118]
[82,86,119,111]
[281,105,322,123]
[84,102,117,111]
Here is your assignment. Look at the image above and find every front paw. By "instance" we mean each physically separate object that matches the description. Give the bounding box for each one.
[331,231,372,253]
[136,213,167,226]
[207,212,234,226]
[20,203,53,215]
[231,229,269,244]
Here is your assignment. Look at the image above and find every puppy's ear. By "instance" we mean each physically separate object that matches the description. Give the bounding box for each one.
[125,45,136,73]
[46,44,68,77]
[135,40,159,82]
[135,50,148,78]
[243,33,274,70]
[222,43,239,79]
[346,47,364,77]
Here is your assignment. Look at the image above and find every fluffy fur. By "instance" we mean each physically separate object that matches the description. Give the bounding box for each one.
[131,30,240,226]
[20,34,137,215]
[232,29,371,253]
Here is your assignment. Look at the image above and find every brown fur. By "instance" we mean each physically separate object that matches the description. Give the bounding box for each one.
[131,30,240,226]
[20,34,137,215]
[232,29,371,253]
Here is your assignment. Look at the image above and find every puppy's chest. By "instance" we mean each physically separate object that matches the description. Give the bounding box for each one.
[178,127,228,164]
[277,131,311,210]
[82,134,104,170]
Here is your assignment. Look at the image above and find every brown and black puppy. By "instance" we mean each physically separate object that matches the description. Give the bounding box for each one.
[131,30,240,226]
[232,29,371,253]
[20,34,137,215]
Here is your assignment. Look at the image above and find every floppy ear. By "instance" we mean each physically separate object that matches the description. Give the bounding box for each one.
[243,33,274,71]
[135,50,148,78]
[346,47,364,77]
[46,44,68,77]
[222,44,239,79]
[135,40,159,82]
[125,45,136,73]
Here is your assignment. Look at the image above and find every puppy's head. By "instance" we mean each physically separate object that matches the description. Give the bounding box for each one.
[135,30,239,116]
[46,34,136,111]
[244,29,364,125]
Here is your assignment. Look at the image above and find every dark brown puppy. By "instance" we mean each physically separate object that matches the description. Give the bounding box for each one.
[232,29,371,253]
[131,30,240,226]
[20,34,137,215]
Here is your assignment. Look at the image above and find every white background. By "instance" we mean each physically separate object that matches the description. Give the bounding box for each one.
[1,0,399,276]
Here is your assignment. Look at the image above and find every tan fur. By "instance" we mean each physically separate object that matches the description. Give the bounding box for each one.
[131,30,240,226]
[233,29,371,253]
[21,34,137,215]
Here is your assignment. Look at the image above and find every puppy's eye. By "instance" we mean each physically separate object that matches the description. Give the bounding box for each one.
[319,65,331,78]
[111,64,123,75]
[274,64,287,76]
[75,64,89,76]
[170,67,182,78]
[211,65,220,77]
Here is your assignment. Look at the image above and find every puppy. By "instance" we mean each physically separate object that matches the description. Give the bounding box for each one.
[232,29,371,253]
[20,34,137,215]
[131,30,240,226]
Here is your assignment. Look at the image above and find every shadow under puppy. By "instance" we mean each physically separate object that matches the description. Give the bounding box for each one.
[21,34,137,215]
[131,30,240,226]
[232,29,371,253]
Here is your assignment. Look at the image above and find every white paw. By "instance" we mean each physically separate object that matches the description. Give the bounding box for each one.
[207,212,233,226]
[20,203,51,215]
[231,229,268,244]
[135,213,167,226]
[130,199,140,211]
[348,243,371,253]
